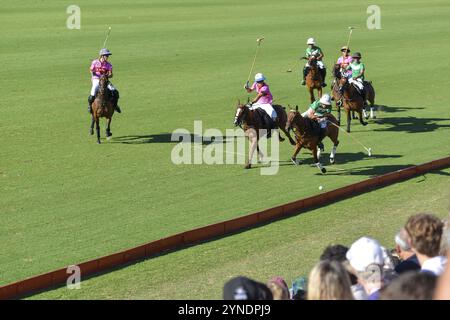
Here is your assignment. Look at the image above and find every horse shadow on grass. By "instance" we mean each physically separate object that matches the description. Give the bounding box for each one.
[372,115,450,133]
[112,133,239,145]
[322,164,450,177]
[375,105,425,114]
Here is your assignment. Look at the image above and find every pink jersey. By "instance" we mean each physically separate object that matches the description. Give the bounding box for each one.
[90,59,112,79]
[251,82,273,104]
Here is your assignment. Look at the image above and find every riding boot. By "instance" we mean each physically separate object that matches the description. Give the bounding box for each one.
[301,67,309,85]
[320,68,327,87]
[88,95,95,114]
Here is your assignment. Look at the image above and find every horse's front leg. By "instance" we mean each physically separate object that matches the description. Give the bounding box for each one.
[313,146,326,174]
[309,87,315,103]
[346,109,351,133]
[106,117,112,140]
[358,110,368,126]
[280,127,296,146]
[90,114,95,135]
[291,142,302,165]
[245,129,258,169]
[95,118,101,144]
[318,87,323,99]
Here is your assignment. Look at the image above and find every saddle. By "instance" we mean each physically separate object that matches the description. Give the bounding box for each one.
[305,118,326,141]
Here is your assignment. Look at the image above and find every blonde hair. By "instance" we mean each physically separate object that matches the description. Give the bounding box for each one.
[307,260,354,300]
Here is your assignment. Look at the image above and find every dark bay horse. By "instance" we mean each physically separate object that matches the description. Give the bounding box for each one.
[90,75,115,144]
[304,57,323,103]
[233,102,295,169]
[285,106,340,173]
[332,64,376,131]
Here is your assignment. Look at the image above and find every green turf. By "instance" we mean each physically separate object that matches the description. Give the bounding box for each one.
[1,0,450,288]
[30,168,450,299]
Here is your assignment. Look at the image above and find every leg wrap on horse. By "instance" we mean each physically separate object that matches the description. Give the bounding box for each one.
[88,95,95,113]
[320,68,327,86]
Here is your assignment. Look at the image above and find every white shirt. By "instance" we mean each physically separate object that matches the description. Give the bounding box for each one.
[421,256,447,276]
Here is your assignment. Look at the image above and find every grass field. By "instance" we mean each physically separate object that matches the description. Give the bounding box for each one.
[1,0,450,296]
[31,169,450,299]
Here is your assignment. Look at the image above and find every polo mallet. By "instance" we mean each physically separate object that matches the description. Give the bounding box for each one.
[102,27,112,48]
[327,121,372,156]
[246,37,264,86]
[344,26,355,53]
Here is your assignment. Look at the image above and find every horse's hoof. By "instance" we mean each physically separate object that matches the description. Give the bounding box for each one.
[291,158,300,166]
[346,129,350,133]
[90,129,94,135]
[321,167,327,174]
[106,136,112,141]
[362,122,368,126]
[330,157,335,164]
[244,164,251,169]
[97,141,101,144]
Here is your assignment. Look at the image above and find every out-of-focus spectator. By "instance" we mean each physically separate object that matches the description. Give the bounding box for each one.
[320,244,367,300]
[394,228,421,274]
[290,276,307,300]
[223,276,273,300]
[307,260,353,300]
[380,271,437,300]
[267,277,290,300]
[439,216,449,256]
[346,237,385,300]
[405,213,447,276]
[435,228,450,300]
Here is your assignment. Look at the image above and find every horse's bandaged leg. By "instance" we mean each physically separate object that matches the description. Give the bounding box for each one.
[245,128,258,165]
[330,145,337,159]
[317,61,325,69]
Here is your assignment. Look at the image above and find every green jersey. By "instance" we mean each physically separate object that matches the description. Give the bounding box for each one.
[305,46,323,59]
[346,61,365,79]
[310,100,331,117]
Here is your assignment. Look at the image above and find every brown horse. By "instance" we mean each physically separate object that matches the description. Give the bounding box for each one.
[285,106,340,174]
[233,102,295,169]
[333,64,376,130]
[304,57,323,103]
[90,75,115,144]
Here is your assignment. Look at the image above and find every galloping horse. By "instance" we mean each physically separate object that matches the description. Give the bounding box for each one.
[233,102,295,169]
[90,74,116,144]
[332,64,376,131]
[304,57,324,103]
[285,106,340,174]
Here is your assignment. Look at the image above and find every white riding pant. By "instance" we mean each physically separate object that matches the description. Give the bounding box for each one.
[90,78,116,96]
[305,61,326,69]
[349,78,364,90]
[250,103,277,120]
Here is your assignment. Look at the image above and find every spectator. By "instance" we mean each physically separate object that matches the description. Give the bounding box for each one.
[405,213,447,276]
[320,244,367,300]
[380,271,437,300]
[394,228,421,274]
[267,277,290,300]
[307,260,353,300]
[439,216,449,256]
[346,237,385,300]
[223,276,273,300]
[435,227,450,300]
[290,276,307,300]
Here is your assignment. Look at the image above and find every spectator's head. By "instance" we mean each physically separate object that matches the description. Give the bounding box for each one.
[307,260,353,300]
[267,277,290,300]
[320,244,349,262]
[439,215,450,256]
[405,213,443,258]
[223,276,273,300]
[380,271,437,300]
[346,237,385,294]
[395,228,414,260]
[320,244,358,285]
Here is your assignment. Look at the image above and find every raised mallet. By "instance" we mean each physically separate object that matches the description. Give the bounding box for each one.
[246,37,264,84]
[102,27,112,48]
[344,26,356,53]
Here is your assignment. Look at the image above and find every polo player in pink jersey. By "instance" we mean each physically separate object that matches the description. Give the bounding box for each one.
[244,73,277,129]
[337,46,353,77]
[87,48,121,114]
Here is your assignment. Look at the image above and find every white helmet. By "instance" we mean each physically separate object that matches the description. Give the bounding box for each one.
[307,37,316,45]
[319,94,332,105]
[255,73,266,82]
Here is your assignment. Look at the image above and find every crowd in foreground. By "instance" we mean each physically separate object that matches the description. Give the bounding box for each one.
[223,213,450,300]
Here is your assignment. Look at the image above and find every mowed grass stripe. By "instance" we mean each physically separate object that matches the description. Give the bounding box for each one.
[1,0,450,285]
